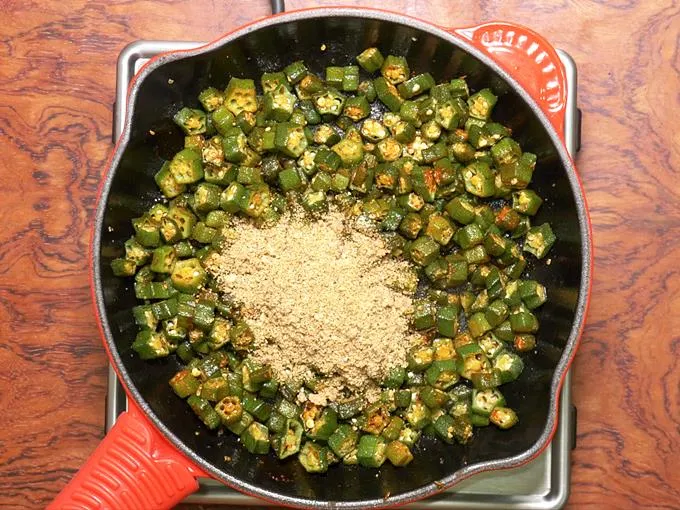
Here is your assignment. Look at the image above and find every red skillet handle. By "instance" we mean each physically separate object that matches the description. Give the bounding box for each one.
[449,22,567,139]
[49,403,204,510]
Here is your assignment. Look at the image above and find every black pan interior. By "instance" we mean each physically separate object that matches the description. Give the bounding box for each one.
[98,14,582,505]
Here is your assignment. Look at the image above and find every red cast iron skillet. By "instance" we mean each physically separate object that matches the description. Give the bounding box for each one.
[51,5,592,509]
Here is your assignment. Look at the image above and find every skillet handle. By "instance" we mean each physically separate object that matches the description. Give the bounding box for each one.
[48,403,204,510]
[449,22,567,139]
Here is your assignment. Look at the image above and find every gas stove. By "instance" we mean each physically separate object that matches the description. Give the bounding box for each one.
[107,40,581,509]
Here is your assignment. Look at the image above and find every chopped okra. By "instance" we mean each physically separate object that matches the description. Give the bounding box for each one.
[114,49,557,474]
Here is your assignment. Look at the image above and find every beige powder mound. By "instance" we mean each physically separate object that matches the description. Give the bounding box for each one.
[208,208,417,406]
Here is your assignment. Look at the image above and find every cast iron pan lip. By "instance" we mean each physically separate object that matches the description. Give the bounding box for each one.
[92,7,592,509]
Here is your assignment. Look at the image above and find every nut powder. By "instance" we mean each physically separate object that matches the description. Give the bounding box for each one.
[207,208,417,406]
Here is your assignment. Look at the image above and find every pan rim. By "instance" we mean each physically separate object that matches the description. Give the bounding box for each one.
[91,7,592,509]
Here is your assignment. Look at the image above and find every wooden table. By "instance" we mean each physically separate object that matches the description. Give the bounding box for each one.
[1,1,678,508]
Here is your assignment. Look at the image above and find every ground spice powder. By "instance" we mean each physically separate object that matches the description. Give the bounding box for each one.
[208,209,416,406]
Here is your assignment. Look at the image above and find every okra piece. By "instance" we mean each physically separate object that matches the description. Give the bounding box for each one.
[169,148,203,184]
[462,161,495,198]
[435,98,467,130]
[211,105,236,135]
[312,124,340,146]
[295,73,325,99]
[493,351,524,383]
[226,410,254,435]
[380,55,409,84]
[509,307,539,333]
[376,137,402,162]
[512,215,531,239]
[332,135,364,166]
[198,87,224,112]
[275,122,308,158]
[436,305,458,337]
[132,330,170,360]
[342,95,370,121]
[484,231,508,257]
[425,359,459,390]
[191,222,217,244]
[511,190,543,217]
[514,333,537,352]
[420,386,450,409]
[478,333,505,359]
[356,79,376,102]
[155,161,186,198]
[378,415,404,442]
[425,257,448,283]
[449,78,469,98]
[134,280,175,300]
[408,343,435,372]
[313,88,346,116]
[328,424,359,459]
[356,47,384,73]
[110,258,136,277]
[325,66,344,88]
[187,395,221,430]
[224,77,257,115]
[519,280,547,309]
[495,205,521,232]
[242,393,273,422]
[411,166,437,202]
[278,167,302,192]
[191,182,221,213]
[374,77,404,112]
[500,152,536,189]
[469,311,493,338]
[283,60,308,84]
[150,297,178,321]
[357,434,387,468]
[230,320,254,351]
[382,440,412,467]
[398,73,435,99]
[485,299,509,328]
[342,65,360,91]
[445,195,476,225]
[263,84,296,121]
[434,414,462,444]
[173,107,207,135]
[490,406,519,429]
[219,182,245,213]
[298,441,329,473]
[409,235,440,266]
[170,258,206,293]
[336,397,364,420]
[524,223,556,259]
[277,419,304,459]
[467,88,497,120]
[301,189,327,211]
[359,119,388,143]
[443,254,468,287]
[431,337,455,361]
[471,388,505,417]
[302,405,338,441]
[455,223,484,249]
[382,366,406,389]
[170,369,201,398]
[404,394,431,430]
[199,377,231,402]
[132,304,157,330]
[240,422,270,455]
[494,320,515,342]
[261,71,289,93]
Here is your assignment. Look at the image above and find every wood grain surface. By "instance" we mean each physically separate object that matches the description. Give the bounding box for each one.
[0,0,678,509]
